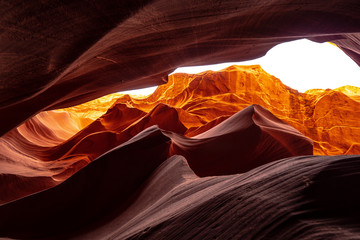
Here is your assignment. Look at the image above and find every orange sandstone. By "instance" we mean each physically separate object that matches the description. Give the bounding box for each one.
[64,65,360,155]
[1,64,359,205]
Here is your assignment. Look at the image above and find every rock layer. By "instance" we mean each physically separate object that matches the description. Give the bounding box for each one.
[0,100,312,205]
[80,154,360,240]
[3,64,358,207]
[1,2,360,239]
[1,146,360,239]
[64,65,360,155]
[167,104,312,176]
[1,0,360,136]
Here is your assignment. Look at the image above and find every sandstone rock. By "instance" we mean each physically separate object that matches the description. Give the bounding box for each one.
[1,0,360,136]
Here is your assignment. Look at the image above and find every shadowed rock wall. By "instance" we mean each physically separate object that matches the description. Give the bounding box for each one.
[1,0,360,135]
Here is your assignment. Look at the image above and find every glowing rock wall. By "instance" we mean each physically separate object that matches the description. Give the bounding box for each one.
[1,66,321,206]
[65,65,360,155]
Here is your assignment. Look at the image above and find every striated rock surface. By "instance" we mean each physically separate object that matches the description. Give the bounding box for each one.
[0,99,312,205]
[1,1,360,239]
[2,64,360,239]
[76,154,360,240]
[65,65,360,155]
[1,0,360,136]
[0,94,317,239]
[1,145,360,239]
[167,104,312,176]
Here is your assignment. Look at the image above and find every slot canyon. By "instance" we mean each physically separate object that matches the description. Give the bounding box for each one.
[1,1,360,239]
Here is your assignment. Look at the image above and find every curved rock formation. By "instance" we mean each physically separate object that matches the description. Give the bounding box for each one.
[0,126,171,238]
[2,148,360,239]
[167,104,312,176]
[79,154,360,240]
[0,99,312,205]
[1,2,360,239]
[1,0,360,136]
[63,65,360,155]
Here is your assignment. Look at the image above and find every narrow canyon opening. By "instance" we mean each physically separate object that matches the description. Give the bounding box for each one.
[49,39,360,156]
[119,38,360,95]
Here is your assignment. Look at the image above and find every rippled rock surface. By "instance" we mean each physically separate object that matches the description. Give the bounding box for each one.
[1,1,360,239]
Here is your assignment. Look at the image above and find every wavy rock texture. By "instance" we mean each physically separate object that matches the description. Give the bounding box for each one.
[0,0,360,136]
[1,1,360,239]
[2,148,360,239]
[0,101,313,205]
[161,66,360,155]
[64,65,360,155]
[83,154,360,240]
[0,98,316,239]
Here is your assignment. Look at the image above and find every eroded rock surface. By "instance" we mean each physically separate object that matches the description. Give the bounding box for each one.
[65,65,360,155]
[1,0,360,135]
[1,2,360,239]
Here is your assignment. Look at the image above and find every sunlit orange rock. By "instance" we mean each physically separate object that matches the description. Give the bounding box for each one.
[0,104,314,238]
[0,64,359,238]
[0,62,358,237]
[5,63,357,206]
[167,104,313,177]
[68,65,359,155]
[156,66,360,155]
[2,63,353,188]
[0,74,315,205]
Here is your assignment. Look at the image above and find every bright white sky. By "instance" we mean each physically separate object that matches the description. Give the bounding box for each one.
[121,39,360,95]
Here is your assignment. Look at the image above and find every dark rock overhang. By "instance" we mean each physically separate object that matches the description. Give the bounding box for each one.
[1,0,359,136]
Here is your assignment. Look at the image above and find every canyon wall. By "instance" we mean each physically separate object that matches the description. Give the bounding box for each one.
[1,2,360,239]
[64,65,360,155]
[1,0,360,136]
[3,64,358,210]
